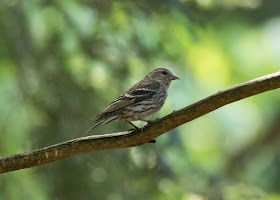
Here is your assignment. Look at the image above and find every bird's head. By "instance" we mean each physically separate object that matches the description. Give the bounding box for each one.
[146,68,179,86]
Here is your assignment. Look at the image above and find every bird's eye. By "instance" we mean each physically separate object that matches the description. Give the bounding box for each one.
[162,71,167,75]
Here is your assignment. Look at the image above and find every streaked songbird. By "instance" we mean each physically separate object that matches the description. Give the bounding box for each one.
[85,68,179,135]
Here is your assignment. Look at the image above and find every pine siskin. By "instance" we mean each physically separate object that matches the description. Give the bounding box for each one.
[85,68,179,135]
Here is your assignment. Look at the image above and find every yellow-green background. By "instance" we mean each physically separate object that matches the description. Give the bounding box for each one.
[0,0,280,199]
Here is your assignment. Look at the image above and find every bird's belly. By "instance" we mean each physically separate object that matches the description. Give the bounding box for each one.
[121,94,167,121]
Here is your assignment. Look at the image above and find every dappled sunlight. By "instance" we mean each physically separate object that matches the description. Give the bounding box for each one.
[189,41,230,88]
[90,64,108,89]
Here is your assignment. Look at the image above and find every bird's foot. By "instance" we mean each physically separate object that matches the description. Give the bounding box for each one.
[138,118,161,132]
[128,124,140,132]
[142,118,160,126]
[129,126,148,133]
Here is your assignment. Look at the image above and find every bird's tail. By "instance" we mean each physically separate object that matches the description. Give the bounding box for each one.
[83,120,104,136]
[83,114,120,136]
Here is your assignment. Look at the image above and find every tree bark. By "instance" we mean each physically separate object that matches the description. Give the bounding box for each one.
[1,71,280,173]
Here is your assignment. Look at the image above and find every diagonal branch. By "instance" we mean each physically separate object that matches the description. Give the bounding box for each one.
[1,71,280,173]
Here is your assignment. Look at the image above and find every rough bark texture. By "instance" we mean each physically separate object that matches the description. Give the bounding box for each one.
[1,71,280,173]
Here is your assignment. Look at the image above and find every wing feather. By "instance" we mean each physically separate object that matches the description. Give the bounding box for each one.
[94,80,160,119]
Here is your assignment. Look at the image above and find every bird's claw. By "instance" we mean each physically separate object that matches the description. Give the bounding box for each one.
[129,127,139,132]
[145,118,160,125]
[129,126,146,132]
[148,139,156,143]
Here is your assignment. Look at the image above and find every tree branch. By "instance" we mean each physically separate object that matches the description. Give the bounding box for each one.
[1,71,280,173]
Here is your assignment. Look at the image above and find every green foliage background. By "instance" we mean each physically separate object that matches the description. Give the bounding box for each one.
[0,0,280,199]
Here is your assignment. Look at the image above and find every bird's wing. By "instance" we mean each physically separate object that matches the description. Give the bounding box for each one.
[95,80,160,118]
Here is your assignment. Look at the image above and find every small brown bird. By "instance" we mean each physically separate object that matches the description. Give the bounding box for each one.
[85,68,179,135]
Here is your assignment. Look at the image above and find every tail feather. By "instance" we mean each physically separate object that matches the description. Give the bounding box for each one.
[83,120,104,136]
[83,114,120,136]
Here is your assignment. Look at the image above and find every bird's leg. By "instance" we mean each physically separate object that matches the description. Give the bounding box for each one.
[125,120,139,130]
[125,120,157,143]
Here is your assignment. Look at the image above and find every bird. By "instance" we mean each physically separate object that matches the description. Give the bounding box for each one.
[84,68,179,136]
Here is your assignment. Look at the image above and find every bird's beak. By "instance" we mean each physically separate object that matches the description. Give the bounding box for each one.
[171,74,180,80]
